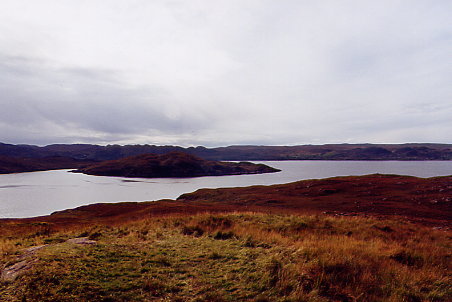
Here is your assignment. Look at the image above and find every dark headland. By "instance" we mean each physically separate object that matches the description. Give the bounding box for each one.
[73,152,280,178]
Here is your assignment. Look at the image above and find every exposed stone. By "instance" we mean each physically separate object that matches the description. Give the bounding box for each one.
[66,237,97,245]
[1,259,39,282]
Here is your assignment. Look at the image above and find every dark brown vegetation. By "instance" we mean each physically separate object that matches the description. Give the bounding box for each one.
[73,152,280,178]
[178,174,452,226]
[0,174,451,301]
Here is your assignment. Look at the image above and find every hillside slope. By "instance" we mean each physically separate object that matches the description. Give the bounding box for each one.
[178,174,452,225]
[2,174,449,228]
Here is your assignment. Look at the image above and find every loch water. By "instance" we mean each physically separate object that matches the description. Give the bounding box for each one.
[1,160,451,218]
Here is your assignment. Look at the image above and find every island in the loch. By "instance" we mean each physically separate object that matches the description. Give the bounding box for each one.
[72,151,280,178]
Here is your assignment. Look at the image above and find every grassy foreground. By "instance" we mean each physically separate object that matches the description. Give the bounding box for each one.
[0,212,450,302]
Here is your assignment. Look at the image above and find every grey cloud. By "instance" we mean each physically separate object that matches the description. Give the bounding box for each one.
[0,55,212,144]
[0,1,451,146]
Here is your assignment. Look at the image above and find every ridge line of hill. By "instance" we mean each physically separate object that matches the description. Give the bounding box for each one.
[1,142,451,161]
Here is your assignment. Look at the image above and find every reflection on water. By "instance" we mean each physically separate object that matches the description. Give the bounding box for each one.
[0,161,451,218]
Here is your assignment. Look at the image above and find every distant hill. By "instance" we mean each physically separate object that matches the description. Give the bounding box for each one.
[74,152,280,178]
[207,144,452,160]
[1,142,451,162]
[0,156,96,174]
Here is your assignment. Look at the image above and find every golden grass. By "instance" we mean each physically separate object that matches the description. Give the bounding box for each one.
[0,212,450,301]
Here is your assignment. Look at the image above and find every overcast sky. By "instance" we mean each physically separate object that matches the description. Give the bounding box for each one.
[0,0,450,146]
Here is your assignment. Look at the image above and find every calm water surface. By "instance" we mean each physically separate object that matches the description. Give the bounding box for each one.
[1,161,451,218]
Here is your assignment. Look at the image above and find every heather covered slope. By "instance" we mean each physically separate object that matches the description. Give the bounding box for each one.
[74,152,280,178]
[178,174,452,226]
[1,174,450,229]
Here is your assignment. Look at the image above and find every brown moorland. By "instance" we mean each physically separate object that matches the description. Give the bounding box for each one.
[1,174,450,234]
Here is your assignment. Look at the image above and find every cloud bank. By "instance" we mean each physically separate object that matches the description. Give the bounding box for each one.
[0,0,450,146]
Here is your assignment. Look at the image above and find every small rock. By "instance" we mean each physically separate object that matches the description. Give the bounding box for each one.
[1,259,38,282]
[20,245,47,258]
[66,237,97,245]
